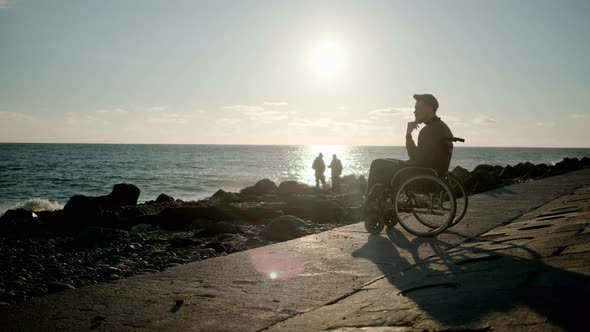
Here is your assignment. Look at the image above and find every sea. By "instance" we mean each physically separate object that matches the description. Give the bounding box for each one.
[1,143,589,215]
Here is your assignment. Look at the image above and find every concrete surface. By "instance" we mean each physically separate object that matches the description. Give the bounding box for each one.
[1,169,590,331]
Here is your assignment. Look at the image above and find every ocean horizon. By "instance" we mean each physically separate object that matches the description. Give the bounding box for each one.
[1,143,589,214]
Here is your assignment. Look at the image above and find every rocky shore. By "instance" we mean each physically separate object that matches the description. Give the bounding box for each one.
[0,157,588,306]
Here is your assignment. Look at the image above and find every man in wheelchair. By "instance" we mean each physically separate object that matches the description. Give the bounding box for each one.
[364,93,454,215]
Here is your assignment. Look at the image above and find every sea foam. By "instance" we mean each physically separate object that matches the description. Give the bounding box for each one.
[12,198,63,213]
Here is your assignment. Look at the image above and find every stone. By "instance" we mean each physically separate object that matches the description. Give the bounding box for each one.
[261,215,309,241]
[45,282,75,293]
[156,206,227,230]
[195,222,243,237]
[554,158,582,171]
[285,197,344,223]
[240,179,278,196]
[210,189,241,203]
[451,166,471,183]
[63,183,140,224]
[156,194,175,204]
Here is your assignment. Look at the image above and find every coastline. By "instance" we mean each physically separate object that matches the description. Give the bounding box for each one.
[0,157,588,306]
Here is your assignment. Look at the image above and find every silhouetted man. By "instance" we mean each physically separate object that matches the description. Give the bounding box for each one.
[365,94,454,204]
[312,153,326,188]
[328,154,343,192]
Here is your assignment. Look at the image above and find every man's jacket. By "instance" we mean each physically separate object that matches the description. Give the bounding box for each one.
[406,116,454,176]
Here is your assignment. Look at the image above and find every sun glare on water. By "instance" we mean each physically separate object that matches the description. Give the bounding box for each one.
[311,42,346,78]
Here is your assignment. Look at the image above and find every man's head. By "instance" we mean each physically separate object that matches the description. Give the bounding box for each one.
[319,153,323,158]
[413,94,439,124]
[332,154,337,159]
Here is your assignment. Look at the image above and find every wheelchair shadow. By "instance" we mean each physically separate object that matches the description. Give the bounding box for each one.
[479,186,518,197]
[351,230,589,330]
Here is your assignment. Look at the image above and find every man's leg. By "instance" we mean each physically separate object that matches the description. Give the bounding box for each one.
[366,159,403,197]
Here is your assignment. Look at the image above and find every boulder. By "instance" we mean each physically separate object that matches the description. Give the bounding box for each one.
[195,222,243,237]
[156,194,175,204]
[63,183,140,222]
[473,164,496,173]
[581,157,590,168]
[451,166,471,183]
[240,179,278,196]
[554,158,582,171]
[470,170,501,194]
[210,189,240,203]
[0,209,42,233]
[261,215,309,241]
[277,181,307,196]
[155,206,225,230]
[232,206,283,223]
[277,181,330,196]
[284,197,344,223]
[340,174,368,193]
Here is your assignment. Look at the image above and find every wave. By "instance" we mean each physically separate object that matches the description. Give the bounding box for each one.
[1,198,64,216]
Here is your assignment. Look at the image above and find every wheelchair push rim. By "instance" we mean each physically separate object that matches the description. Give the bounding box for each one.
[394,174,456,237]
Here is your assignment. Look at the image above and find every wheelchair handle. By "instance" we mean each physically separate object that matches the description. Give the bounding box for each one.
[443,136,465,143]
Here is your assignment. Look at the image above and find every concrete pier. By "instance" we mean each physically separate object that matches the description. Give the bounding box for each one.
[1,169,590,331]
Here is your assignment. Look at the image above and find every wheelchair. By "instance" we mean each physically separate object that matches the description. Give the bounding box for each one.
[364,137,468,237]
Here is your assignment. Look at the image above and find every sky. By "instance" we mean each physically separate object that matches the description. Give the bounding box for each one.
[0,0,589,147]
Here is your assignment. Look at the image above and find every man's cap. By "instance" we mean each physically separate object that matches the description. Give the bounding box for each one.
[413,94,439,111]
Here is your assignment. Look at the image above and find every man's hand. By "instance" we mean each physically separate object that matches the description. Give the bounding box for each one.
[406,121,420,137]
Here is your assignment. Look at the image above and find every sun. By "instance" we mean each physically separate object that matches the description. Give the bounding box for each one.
[311,42,346,78]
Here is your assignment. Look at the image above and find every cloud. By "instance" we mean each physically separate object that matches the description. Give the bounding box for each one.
[263,101,288,107]
[65,113,109,126]
[568,113,589,120]
[148,106,168,112]
[0,0,10,9]
[145,113,187,124]
[223,105,265,112]
[0,111,35,121]
[473,116,497,124]
[536,122,555,127]
[368,107,413,120]
[224,104,288,124]
[95,108,128,115]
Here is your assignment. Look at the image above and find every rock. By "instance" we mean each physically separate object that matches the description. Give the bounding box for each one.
[240,179,278,196]
[156,194,175,204]
[262,215,309,241]
[473,164,496,173]
[554,158,582,171]
[451,166,471,183]
[63,183,140,224]
[340,175,367,193]
[156,206,228,230]
[499,165,516,179]
[210,189,240,203]
[581,157,590,168]
[195,222,243,237]
[233,206,283,223]
[46,282,75,293]
[277,181,330,196]
[170,238,201,248]
[204,241,228,254]
[284,197,344,223]
[0,209,41,233]
[470,170,501,194]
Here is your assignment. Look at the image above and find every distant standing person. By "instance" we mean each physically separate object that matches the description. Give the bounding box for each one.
[312,153,326,188]
[328,154,343,192]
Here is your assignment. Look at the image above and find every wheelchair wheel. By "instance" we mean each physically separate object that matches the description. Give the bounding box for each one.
[364,213,385,234]
[377,188,399,227]
[394,174,456,237]
[446,173,468,227]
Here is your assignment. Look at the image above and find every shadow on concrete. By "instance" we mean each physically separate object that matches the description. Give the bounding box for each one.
[352,231,589,331]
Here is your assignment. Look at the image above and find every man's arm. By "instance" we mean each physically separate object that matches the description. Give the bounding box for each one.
[409,127,439,166]
[405,122,419,160]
